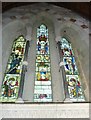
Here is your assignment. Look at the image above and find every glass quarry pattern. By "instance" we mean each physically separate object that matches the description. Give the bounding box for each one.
[61,38,85,101]
[34,24,52,102]
[0,36,26,102]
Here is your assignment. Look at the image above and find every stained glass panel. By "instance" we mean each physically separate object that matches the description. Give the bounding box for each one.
[34,24,52,102]
[61,38,74,56]
[60,37,85,101]
[0,36,26,102]
[36,55,50,62]
[66,75,85,101]
[63,57,78,75]
[0,74,20,102]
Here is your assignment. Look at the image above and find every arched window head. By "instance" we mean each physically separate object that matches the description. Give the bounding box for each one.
[37,24,48,39]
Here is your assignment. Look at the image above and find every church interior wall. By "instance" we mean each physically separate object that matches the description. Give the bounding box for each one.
[0,3,90,118]
[1,7,89,101]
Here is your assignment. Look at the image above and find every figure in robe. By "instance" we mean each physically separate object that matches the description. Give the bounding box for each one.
[3,78,17,97]
[7,50,22,74]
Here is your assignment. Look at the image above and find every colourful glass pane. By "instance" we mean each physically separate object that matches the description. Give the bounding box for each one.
[36,55,50,62]
[61,37,85,101]
[63,57,78,75]
[36,62,50,72]
[61,38,74,56]
[37,37,49,55]
[34,93,52,102]
[0,74,20,102]
[12,41,26,55]
[66,75,85,101]
[15,36,25,42]
[34,24,52,102]
[0,36,26,102]
[36,72,51,81]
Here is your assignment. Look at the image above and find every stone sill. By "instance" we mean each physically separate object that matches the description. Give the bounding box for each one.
[0,103,89,118]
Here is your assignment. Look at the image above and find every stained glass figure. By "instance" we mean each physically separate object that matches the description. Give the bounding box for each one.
[63,57,78,74]
[6,36,26,75]
[61,38,74,56]
[34,24,52,102]
[0,36,26,102]
[0,74,20,102]
[66,75,85,101]
[60,37,85,101]
[37,36,49,54]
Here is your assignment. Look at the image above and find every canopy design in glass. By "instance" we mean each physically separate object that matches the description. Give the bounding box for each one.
[60,37,85,101]
[0,36,26,102]
[34,24,52,102]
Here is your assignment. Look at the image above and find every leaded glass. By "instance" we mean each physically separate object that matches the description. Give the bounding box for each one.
[63,57,78,75]
[61,38,74,56]
[34,24,52,102]
[0,35,26,102]
[0,74,20,102]
[36,55,50,62]
[60,37,85,101]
[66,75,85,101]
[35,81,51,86]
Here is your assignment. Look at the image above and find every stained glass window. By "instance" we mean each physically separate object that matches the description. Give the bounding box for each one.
[60,37,85,101]
[34,24,52,102]
[0,36,27,102]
